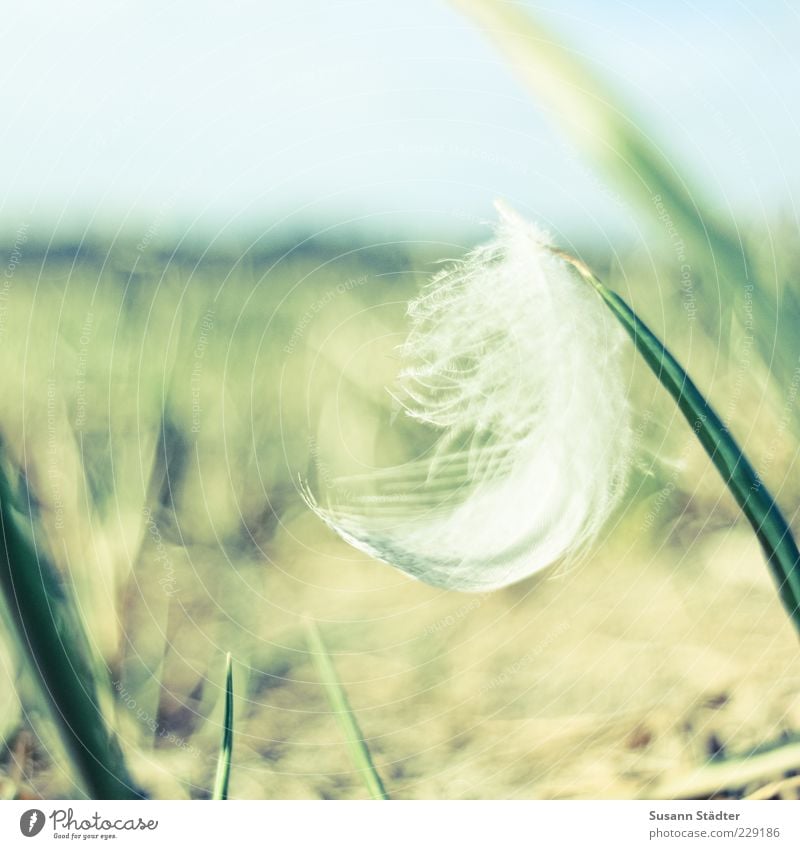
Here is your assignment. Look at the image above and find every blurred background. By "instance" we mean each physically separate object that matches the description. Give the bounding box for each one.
[1,0,800,799]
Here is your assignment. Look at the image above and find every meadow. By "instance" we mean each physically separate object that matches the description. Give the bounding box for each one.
[0,215,799,799]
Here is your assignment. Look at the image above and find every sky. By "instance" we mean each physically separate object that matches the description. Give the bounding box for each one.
[1,0,798,244]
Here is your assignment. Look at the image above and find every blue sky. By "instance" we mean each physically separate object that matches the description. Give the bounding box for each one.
[2,0,798,243]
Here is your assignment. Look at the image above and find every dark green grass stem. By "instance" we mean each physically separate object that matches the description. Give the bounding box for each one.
[304,618,389,799]
[212,652,234,800]
[0,466,142,798]
[560,253,800,632]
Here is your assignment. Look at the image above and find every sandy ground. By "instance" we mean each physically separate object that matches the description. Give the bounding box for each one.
[10,509,797,800]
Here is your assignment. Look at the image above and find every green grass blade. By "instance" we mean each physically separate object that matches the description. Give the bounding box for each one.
[212,652,234,800]
[304,618,389,800]
[0,466,142,799]
[560,252,800,631]
[452,0,760,348]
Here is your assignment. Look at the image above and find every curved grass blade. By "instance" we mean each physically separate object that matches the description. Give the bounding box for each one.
[0,465,142,799]
[212,652,234,800]
[558,252,800,632]
[304,618,388,799]
[452,0,762,356]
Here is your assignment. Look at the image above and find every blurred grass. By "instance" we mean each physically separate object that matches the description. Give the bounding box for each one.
[453,0,800,400]
[0,464,140,798]
[0,225,797,798]
[305,618,388,799]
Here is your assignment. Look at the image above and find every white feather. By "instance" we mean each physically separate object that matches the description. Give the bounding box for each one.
[305,202,632,591]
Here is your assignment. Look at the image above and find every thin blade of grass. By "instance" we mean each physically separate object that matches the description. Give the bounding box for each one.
[304,618,388,800]
[212,652,234,800]
[0,465,142,799]
[560,252,800,632]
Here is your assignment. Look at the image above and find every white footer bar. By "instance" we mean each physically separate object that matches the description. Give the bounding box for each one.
[3,800,797,848]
